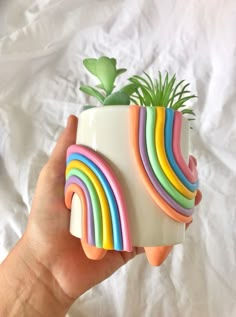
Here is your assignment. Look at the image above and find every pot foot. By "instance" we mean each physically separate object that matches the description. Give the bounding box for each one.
[144,245,173,266]
[81,240,107,260]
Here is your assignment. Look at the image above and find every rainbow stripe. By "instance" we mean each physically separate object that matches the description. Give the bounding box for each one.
[129,106,198,223]
[65,144,132,252]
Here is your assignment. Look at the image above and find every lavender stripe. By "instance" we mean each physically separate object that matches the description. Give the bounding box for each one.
[65,176,95,245]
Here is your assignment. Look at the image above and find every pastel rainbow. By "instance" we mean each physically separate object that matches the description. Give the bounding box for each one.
[139,107,194,215]
[65,144,132,252]
[130,106,199,223]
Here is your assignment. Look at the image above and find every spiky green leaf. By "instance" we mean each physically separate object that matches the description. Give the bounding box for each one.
[172,95,196,110]
[178,83,190,101]
[181,109,196,116]
[162,74,176,107]
[144,72,155,91]
[131,75,152,91]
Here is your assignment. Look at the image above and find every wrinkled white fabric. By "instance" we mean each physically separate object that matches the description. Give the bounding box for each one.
[0,1,236,316]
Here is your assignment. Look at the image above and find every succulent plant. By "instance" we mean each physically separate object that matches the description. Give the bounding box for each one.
[80,56,134,105]
[80,56,196,119]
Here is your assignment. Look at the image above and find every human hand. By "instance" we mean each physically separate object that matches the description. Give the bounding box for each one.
[0,115,201,316]
[27,115,144,294]
[0,116,144,316]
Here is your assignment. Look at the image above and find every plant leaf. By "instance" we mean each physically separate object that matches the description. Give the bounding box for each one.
[135,89,145,106]
[172,95,197,110]
[172,90,191,99]
[144,72,155,91]
[181,109,196,116]
[169,79,185,107]
[111,58,117,67]
[103,91,130,105]
[96,83,106,91]
[157,71,163,104]
[116,68,127,77]
[96,56,117,94]
[80,86,105,104]
[177,83,190,101]
[162,74,176,107]
[82,105,97,111]
[130,96,139,104]
[130,75,152,91]
[139,85,153,106]
[119,83,137,96]
[96,83,116,91]
[83,58,97,76]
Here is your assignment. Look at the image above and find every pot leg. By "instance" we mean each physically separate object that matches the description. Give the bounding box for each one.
[81,240,107,260]
[144,245,173,266]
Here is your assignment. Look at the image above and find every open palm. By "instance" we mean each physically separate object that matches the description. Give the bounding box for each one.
[25,115,143,303]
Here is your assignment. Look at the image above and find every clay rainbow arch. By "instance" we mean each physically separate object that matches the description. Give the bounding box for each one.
[65,144,132,252]
[130,105,198,223]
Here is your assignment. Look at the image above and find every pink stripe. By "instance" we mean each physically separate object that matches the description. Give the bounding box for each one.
[172,112,198,183]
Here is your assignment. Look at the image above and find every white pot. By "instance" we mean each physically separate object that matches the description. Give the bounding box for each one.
[66,105,197,265]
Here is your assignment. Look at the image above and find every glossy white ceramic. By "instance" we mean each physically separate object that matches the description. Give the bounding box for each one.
[70,106,190,247]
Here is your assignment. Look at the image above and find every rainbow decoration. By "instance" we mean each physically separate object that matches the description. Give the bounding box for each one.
[129,106,198,224]
[65,144,132,252]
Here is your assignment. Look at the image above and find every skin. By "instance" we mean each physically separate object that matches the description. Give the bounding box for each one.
[0,115,202,316]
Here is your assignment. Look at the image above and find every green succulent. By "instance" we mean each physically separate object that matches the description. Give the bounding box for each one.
[80,56,134,105]
[80,56,196,119]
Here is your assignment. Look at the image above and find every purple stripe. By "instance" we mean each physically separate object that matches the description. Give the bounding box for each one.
[139,107,193,217]
[65,176,95,245]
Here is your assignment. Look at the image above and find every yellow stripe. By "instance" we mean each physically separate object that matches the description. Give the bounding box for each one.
[66,161,113,249]
[155,107,196,199]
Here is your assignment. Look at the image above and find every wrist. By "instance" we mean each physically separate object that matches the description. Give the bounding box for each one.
[0,236,72,317]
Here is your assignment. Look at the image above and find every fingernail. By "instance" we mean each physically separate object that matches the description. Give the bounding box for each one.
[67,115,78,128]
[66,116,71,127]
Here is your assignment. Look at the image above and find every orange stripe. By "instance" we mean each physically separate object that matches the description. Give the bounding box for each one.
[66,184,108,260]
[65,184,88,243]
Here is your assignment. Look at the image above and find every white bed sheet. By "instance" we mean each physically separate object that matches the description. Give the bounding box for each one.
[0,1,236,316]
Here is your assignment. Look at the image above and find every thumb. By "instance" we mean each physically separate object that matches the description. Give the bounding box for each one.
[37,115,78,192]
[50,115,78,170]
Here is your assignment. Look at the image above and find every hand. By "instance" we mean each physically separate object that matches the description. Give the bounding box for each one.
[28,115,144,294]
[0,115,144,316]
[0,115,201,316]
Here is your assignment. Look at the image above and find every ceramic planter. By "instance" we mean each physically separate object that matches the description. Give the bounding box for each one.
[65,105,198,265]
